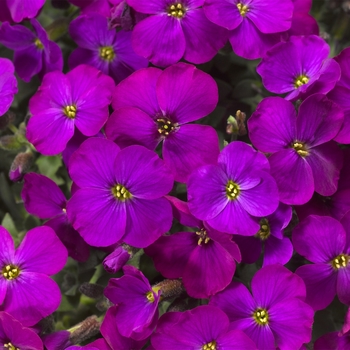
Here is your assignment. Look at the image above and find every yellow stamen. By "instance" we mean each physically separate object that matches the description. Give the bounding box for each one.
[99,46,115,62]
[202,341,217,350]
[2,264,20,280]
[256,218,270,240]
[226,180,240,200]
[156,118,176,137]
[111,184,132,201]
[253,308,269,326]
[292,141,309,157]
[331,254,349,270]
[4,342,20,350]
[167,2,186,18]
[63,105,77,119]
[34,38,44,50]
[294,74,309,88]
[196,229,211,246]
[237,3,249,16]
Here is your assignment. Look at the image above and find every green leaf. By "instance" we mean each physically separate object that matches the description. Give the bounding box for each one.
[36,155,64,185]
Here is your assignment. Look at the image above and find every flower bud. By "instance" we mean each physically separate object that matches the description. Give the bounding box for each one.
[153,279,185,300]
[79,282,104,299]
[9,152,34,182]
[103,244,138,273]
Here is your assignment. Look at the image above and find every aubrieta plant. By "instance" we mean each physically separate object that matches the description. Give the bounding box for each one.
[0,1,350,349]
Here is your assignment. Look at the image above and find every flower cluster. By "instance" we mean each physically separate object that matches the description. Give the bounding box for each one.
[0,0,350,349]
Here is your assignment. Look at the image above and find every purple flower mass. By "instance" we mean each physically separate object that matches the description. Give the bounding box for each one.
[292,215,350,310]
[248,94,344,205]
[257,35,340,100]
[26,64,114,155]
[188,141,279,236]
[203,0,293,59]
[0,20,63,82]
[126,0,228,66]
[0,226,67,326]
[69,13,148,83]
[0,58,18,117]
[67,138,174,247]
[106,63,220,182]
[210,264,314,350]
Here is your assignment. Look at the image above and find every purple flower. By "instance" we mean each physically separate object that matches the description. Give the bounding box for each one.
[257,35,341,101]
[0,226,67,326]
[328,47,350,143]
[292,215,350,310]
[0,58,17,117]
[67,138,174,247]
[105,63,220,182]
[188,141,279,236]
[69,14,148,84]
[203,0,293,59]
[104,266,160,340]
[21,173,90,262]
[314,332,350,350]
[43,331,72,350]
[145,197,241,299]
[99,305,147,349]
[233,203,293,266]
[248,94,344,205]
[0,20,63,83]
[0,312,43,350]
[151,305,257,349]
[210,264,314,350]
[103,245,131,273]
[126,0,228,67]
[0,0,45,23]
[26,64,114,155]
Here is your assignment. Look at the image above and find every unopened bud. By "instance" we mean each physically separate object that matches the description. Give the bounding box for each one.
[103,244,138,273]
[69,315,101,345]
[167,298,188,312]
[0,111,15,130]
[153,279,185,300]
[9,152,34,182]
[0,135,21,150]
[79,283,104,299]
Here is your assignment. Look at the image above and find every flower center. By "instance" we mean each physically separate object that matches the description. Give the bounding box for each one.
[237,3,249,16]
[111,184,132,201]
[294,74,309,88]
[156,118,176,137]
[292,141,308,157]
[34,38,44,50]
[331,254,349,270]
[63,105,77,119]
[256,218,270,240]
[253,308,269,326]
[226,180,240,200]
[196,229,210,246]
[2,264,20,280]
[4,343,19,350]
[167,2,186,18]
[202,341,217,350]
[146,286,161,303]
[99,46,115,62]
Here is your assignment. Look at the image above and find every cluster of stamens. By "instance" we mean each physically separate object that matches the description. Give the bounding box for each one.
[99,46,115,62]
[237,3,249,16]
[167,3,186,18]
[196,229,210,246]
[2,264,20,280]
[202,341,217,350]
[294,74,309,88]
[63,105,77,119]
[256,218,270,240]
[331,254,349,270]
[292,141,308,157]
[156,118,176,136]
[34,38,44,50]
[253,308,269,325]
[226,180,240,200]
[146,290,155,303]
[4,342,19,350]
[112,184,132,201]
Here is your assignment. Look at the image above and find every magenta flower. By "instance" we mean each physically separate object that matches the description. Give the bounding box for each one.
[106,63,220,182]
[328,47,350,143]
[292,215,350,310]
[233,203,293,266]
[0,226,67,326]
[210,264,314,350]
[103,245,131,273]
[0,20,63,83]
[0,0,44,23]
[26,64,114,155]
[68,0,111,17]
[203,0,293,59]
[248,94,344,205]
[0,312,43,350]
[69,14,148,84]
[126,0,228,67]
[188,141,279,236]
[67,138,174,247]
[314,332,350,350]
[104,266,161,340]
[257,35,341,101]
[21,173,90,262]
[145,197,241,298]
[151,305,257,350]
[0,58,17,117]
